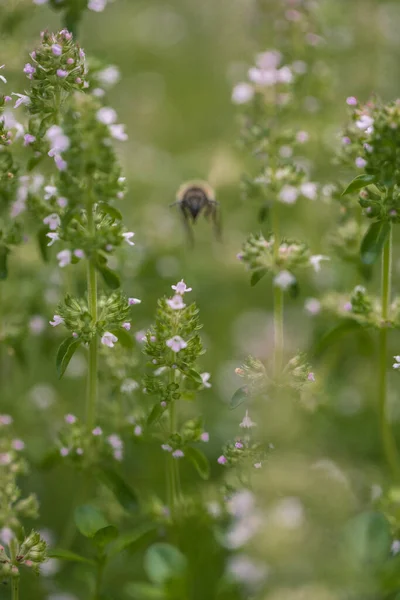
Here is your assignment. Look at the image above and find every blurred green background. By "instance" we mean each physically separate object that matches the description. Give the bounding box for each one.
[2,0,400,598]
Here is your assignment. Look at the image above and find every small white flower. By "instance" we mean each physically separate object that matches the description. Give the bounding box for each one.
[46,232,59,246]
[231,83,254,105]
[109,123,128,141]
[96,107,117,125]
[279,185,298,204]
[12,93,30,109]
[249,67,278,86]
[88,0,107,11]
[305,297,321,315]
[356,114,374,131]
[49,315,64,327]
[277,65,293,83]
[393,356,400,370]
[201,372,212,388]
[128,298,141,305]
[101,332,118,348]
[310,254,330,273]
[167,295,186,310]
[56,249,72,268]
[44,185,57,200]
[392,540,400,555]
[97,66,120,87]
[166,335,187,353]
[355,157,367,169]
[122,322,131,331]
[240,410,256,429]
[296,130,309,143]
[300,182,318,200]
[43,213,61,231]
[122,232,135,246]
[274,270,296,290]
[120,379,139,393]
[172,279,192,294]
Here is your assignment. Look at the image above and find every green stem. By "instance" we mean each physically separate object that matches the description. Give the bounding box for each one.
[272,204,284,376]
[11,576,19,600]
[86,207,98,432]
[168,398,178,510]
[378,224,400,479]
[92,558,106,600]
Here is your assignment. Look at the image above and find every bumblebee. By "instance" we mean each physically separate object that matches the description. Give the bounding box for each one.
[171,180,221,244]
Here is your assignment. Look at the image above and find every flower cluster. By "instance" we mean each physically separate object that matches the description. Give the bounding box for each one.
[54,414,126,466]
[22,30,86,120]
[144,281,203,374]
[0,530,47,578]
[238,233,328,291]
[143,281,211,475]
[52,291,131,346]
[0,86,24,279]
[0,419,39,532]
[232,50,297,108]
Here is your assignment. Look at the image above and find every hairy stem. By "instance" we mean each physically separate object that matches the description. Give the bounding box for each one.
[11,576,19,600]
[379,224,400,478]
[168,398,178,510]
[86,207,98,431]
[272,204,284,376]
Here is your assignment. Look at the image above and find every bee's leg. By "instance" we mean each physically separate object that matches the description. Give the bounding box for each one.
[210,202,222,242]
[180,205,195,247]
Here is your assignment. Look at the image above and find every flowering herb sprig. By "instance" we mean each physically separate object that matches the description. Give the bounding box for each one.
[238,232,329,293]
[13,31,134,440]
[0,89,24,280]
[337,97,400,480]
[0,418,47,597]
[144,281,211,511]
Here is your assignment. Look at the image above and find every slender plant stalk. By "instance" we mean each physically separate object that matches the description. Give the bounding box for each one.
[272,203,284,376]
[168,397,178,510]
[11,576,19,600]
[93,558,105,600]
[86,206,98,431]
[378,224,400,478]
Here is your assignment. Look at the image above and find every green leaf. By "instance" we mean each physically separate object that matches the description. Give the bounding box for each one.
[185,446,210,480]
[125,583,165,599]
[97,263,121,290]
[147,403,164,426]
[110,327,133,350]
[230,386,248,410]
[74,505,109,538]
[47,548,95,566]
[360,220,390,265]
[185,369,203,385]
[109,524,158,558]
[341,174,377,196]
[56,337,81,379]
[312,319,363,357]
[98,203,123,221]
[0,245,9,280]
[144,543,187,585]
[342,511,391,568]
[96,467,139,512]
[93,525,119,549]
[250,269,267,287]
